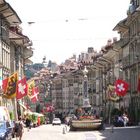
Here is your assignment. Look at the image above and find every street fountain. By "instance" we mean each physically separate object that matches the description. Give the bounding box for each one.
[70,66,103,131]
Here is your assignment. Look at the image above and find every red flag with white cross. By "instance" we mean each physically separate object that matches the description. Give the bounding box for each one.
[115,79,129,96]
[46,104,54,112]
[31,87,39,103]
[16,77,27,100]
[2,78,8,93]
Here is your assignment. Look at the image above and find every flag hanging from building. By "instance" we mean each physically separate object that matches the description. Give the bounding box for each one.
[30,86,39,103]
[2,78,8,94]
[16,77,27,100]
[3,72,18,99]
[107,84,119,101]
[137,74,140,93]
[115,79,129,96]
[27,80,35,98]
[46,104,54,112]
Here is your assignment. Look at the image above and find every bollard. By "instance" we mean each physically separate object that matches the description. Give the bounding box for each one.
[111,125,114,133]
[63,126,66,134]
[102,123,105,130]
[65,125,67,132]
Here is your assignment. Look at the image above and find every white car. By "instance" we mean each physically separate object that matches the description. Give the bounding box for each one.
[52,118,61,125]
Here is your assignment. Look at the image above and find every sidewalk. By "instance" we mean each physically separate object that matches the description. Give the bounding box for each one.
[104,123,140,130]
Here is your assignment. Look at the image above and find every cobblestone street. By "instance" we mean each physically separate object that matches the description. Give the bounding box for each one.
[12,124,140,140]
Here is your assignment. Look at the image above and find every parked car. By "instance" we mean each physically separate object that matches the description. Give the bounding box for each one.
[0,121,13,140]
[52,118,61,125]
[0,106,11,122]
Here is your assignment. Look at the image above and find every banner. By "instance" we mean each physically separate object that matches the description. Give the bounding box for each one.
[115,79,129,96]
[27,80,35,98]
[107,85,119,101]
[3,72,18,99]
[31,87,39,103]
[2,78,8,94]
[46,104,54,112]
[16,77,27,100]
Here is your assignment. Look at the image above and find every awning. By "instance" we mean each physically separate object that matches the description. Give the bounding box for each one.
[32,112,44,117]
[24,110,33,115]
[24,58,33,65]
[18,102,27,110]
[18,101,33,115]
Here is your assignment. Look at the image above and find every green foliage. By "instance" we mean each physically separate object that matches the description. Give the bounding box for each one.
[111,108,121,116]
[26,114,32,120]
[32,114,38,124]
[36,104,41,113]
[25,70,34,80]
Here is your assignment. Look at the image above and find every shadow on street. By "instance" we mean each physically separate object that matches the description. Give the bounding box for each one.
[99,126,140,140]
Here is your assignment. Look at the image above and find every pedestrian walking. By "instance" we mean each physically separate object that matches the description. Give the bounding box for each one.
[25,116,32,131]
[37,117,41,126]
[15,117,24,140]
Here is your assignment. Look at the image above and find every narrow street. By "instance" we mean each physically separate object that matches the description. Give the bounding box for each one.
[13,124,140,140]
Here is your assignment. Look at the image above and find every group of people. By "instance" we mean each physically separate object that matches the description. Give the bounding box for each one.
[113,113,129,127]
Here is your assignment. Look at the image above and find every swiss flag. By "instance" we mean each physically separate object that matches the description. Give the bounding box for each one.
[137,74,140,93]
[46,105,54,112]
[31,87,39,103]
[16,77,27,100]
[115,79,129,96]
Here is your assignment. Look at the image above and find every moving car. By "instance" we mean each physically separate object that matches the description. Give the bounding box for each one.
[52,118,61,125]
[0,121,13,140]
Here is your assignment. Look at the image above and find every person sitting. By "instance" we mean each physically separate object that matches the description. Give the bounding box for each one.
[122,114,129,127]
[117,115,124,127]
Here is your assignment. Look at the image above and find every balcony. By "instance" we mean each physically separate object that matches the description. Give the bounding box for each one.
[23,47,33,59]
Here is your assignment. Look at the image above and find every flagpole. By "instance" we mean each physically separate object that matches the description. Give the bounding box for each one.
[17,55,22,119]
[13,56,22,121]
[13,60,18,121]
[13,98,18,121]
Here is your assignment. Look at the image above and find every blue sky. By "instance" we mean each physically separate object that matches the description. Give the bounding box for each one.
[7,0,130,64]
